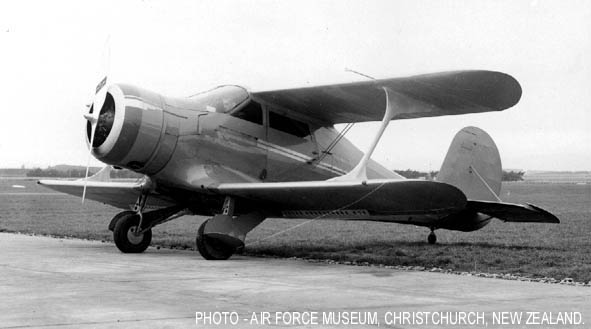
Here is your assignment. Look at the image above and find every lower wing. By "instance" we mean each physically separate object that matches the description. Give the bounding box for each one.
[38,179,176,210]
[38,173,558,225]
[214,179,467,221]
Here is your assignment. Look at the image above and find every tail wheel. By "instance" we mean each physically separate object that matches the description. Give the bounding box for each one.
[196,219,235,260]
[428,231,437,244]
[113,213,152,253]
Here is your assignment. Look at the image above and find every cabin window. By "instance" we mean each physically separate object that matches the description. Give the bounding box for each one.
[188,85,249,113]
[269,111,310,138]
[231,101,263,125]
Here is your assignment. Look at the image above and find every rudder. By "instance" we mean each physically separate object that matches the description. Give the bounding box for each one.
[437,126,502,201]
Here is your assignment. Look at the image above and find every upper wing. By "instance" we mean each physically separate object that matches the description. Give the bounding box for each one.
[252,70,521,124]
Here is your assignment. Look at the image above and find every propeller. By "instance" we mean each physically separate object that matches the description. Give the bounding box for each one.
[82,37,111,203]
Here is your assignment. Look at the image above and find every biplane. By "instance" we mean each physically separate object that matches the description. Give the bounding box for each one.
[40,70,559,259]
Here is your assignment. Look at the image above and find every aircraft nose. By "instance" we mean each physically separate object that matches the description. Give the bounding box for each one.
[86,92,116,148]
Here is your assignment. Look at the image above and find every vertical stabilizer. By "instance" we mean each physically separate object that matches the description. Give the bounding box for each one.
[438,127,502,201]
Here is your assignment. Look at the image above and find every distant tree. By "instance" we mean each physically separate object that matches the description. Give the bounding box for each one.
[110,169,143,179]
[502,170,525,181]
[394,169,523,182]
[25,166,144,179]
[66,169,90,178]
[26,168,96,178]
[394,169,425,179]
[26,168,44,177]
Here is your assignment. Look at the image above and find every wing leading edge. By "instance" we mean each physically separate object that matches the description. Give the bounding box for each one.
[252,70,521,124]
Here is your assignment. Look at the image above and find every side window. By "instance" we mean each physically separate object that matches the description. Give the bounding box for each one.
[269,111,310,138]
[231,101,263,125]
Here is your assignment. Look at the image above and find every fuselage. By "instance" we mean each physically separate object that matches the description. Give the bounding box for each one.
[90,84,402,195]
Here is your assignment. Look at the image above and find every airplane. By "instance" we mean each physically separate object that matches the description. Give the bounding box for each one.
[39,69,559,260]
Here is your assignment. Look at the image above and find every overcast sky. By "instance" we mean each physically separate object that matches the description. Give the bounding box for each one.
[0,0,589,171]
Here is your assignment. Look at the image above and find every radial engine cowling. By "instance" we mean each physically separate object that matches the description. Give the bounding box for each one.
[86,84,180,175]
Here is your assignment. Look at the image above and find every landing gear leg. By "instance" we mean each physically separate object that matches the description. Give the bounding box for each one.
[428,229,437,245]
[196,219,235,260]
[112,193,151,253]
[196,196,266,260]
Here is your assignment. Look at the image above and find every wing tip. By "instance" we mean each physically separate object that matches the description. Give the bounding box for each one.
[500,71,522,110]
[471,70,522,111]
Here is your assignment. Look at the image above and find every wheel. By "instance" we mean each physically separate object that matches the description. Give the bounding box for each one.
[428,231,437,244]
[113,213,152,253]
[108,211,136,232]
[196,219,235,260]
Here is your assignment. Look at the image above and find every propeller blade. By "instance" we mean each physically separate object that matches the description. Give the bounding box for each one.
[82,37,111,204]
[81,123,97,203]
[90,38,110,125]
[83,113,97,123]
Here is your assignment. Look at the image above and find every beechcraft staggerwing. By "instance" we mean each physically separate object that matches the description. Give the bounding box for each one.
[39,70,559,260]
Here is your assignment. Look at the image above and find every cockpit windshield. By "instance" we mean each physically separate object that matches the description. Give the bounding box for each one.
[188,85,249,113]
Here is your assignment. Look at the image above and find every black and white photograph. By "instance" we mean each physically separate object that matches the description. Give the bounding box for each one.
[0,0,589,328]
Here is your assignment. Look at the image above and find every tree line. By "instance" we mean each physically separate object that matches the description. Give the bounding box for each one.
[26,168,142,178]
[25,166,525,181]
[394,169,524,181]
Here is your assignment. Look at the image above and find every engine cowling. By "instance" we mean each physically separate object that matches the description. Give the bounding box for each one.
[87,84,180,175]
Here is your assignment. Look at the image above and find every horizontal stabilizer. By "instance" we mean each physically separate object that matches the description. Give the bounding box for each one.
[468,200,560,223]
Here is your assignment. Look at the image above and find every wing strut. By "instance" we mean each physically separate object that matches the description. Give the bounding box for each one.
[331,87,408,181]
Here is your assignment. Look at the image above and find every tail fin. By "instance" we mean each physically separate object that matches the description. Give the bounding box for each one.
[438,126,502,201]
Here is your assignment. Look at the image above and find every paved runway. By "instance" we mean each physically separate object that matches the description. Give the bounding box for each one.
[0,233,588,328]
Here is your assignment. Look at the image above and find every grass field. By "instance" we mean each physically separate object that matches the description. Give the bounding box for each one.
[1,178,589,282]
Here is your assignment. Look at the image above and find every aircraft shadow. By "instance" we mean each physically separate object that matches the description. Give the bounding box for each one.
[244,240,561,254]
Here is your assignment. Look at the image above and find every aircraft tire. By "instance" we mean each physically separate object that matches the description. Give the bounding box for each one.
[113,213,152,253]
[108,211,136,231]
[428,231,437,244]
[196,219,235,260]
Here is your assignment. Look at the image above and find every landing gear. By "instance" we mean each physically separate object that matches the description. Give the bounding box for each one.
[109,186,187,254]
[113,212,152,253]
[427,230,437,244]
[196,219,236,260]
[108,210,135,232]
[195,196,267,260]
